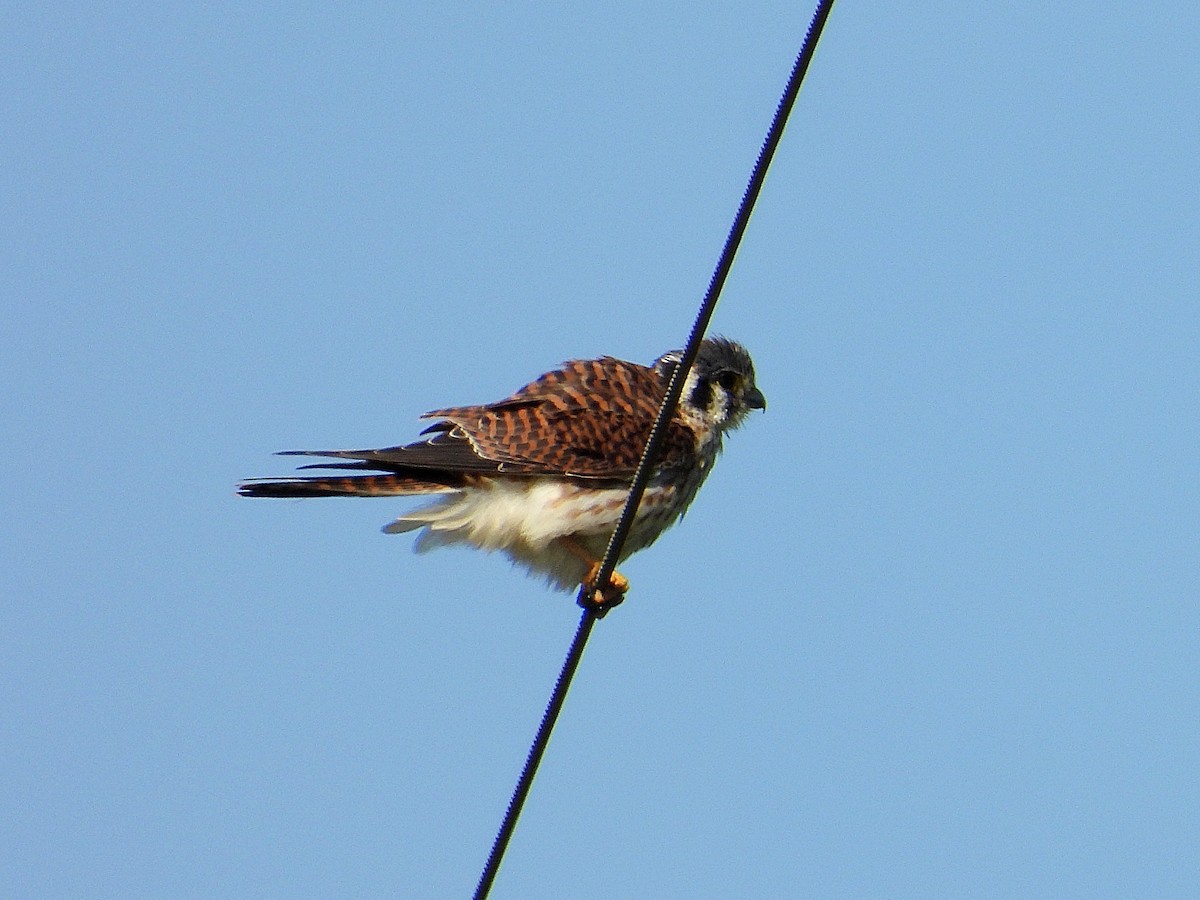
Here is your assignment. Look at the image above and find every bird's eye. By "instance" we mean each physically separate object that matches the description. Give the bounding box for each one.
[716,371,738,392]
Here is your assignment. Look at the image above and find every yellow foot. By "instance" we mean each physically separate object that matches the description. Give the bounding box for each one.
[556,536,630,613]
[581,563,629,611]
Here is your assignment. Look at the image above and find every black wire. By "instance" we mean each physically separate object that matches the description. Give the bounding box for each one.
[584,0,835,612]
[473,3,835,896]
[472,609,596,900]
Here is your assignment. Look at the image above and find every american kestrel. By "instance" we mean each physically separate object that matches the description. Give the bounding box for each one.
[239,337,764,606]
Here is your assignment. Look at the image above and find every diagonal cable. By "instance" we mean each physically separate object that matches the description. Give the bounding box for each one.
[473,3,835,897]
[586,0,835,611]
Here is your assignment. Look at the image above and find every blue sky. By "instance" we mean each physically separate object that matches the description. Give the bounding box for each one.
[4,3,1197,897]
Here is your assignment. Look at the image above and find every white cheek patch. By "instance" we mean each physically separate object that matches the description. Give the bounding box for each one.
[708,386,731,425]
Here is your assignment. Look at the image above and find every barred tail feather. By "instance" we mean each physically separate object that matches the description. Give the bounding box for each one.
[237,474,456,498]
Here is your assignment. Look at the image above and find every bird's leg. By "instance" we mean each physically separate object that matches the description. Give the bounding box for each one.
[557,537,629,610]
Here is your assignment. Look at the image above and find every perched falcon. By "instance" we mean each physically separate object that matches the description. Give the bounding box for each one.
[239,337,764,606]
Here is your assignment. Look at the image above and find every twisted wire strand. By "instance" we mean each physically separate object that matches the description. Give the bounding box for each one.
[473,4,835,896]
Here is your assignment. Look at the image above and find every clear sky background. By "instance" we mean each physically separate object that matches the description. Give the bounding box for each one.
[4,3,1197,897]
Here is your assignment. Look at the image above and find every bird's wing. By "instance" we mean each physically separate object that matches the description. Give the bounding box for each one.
[274,357,698,482]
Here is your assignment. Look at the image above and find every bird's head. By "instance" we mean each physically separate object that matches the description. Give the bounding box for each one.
[655,337,765,433]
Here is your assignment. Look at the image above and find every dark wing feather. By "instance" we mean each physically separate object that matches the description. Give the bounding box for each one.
[276,429,506,477]
[423,357,698,478]
[252,356,699,486]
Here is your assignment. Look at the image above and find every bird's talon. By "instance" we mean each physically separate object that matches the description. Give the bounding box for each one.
[579,587,625,615]
[578,563,628,614]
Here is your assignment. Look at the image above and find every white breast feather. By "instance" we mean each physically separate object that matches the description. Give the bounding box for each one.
[379,409,721,592]
[382,479,645,590]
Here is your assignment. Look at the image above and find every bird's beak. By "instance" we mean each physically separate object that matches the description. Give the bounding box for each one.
[745,386,766,411]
